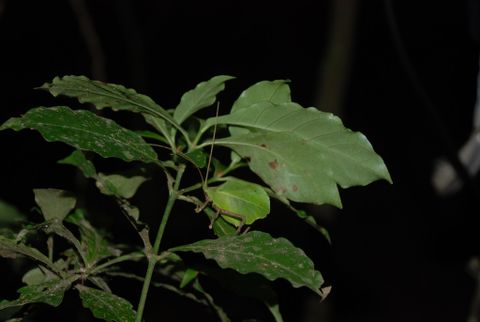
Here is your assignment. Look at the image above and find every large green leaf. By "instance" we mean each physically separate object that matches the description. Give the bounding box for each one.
[170,231,324,295]
[206,102,391,207]
[173,75,234,124]
[0,278,73,311]
[231,79,291,114]
[0,106,157,163]
[205,178,270,227]
[40,75,175,127]
[33,189,76,221]
[76,285,136,322]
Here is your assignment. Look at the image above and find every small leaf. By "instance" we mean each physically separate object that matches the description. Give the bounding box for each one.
[204,208,236,237]
[0,200,26,225]
[22,267,56,286]
[58,150,97,178]
[33,189,76,221]
[96,174,148,199]
[231,79,291,114]
[173,75,235,124]
[0,106,158,163]
[170,231,324,294]
[180,268,198,288]
[0,278,73,311]
[143,114,175,148]
[205,178,270,227]
[183,149,208,168]
[0,236,56,271]
[40,75,176,128]
[76,285,136,322]
[78,221,117,265]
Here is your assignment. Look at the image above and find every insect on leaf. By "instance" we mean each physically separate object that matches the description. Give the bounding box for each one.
[204,178,270,227]
[205,102,391,207]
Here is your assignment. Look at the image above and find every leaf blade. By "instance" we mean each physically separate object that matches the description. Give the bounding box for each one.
[0,106,158,163]
[173,75,234,124]
[40,75,176,126]
[209,102,391,207]
[33,189,76,221]
[0,278,73,311]
[171,231,324,294]
[76,285,136,322]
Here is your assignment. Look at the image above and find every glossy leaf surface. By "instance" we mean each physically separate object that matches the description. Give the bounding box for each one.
[171,231,324,294]
[0,106,157,163]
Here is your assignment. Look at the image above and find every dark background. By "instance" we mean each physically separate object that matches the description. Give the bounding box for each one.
[0,1,479,321]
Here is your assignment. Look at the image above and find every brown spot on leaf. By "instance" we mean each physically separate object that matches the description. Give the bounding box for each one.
[268,159,279,169]
[277,187,287,194]
[292,185,298,192]
[260,143,268,148]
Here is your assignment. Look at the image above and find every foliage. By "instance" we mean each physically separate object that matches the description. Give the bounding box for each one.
[0,75,391,321]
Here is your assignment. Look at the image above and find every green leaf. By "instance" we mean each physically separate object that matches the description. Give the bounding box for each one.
[22,266,57,286]
[76,285,136,322]
[78,221,117,265]
[0,236,56,271]
[0,200,26,225]
[170,231,324,295]
[204,208,237,237]
[182,149,208,168]
[205,178,270,227]
[40,75,176,128]
[143,114,175,149]
[33,189,76,221]
[230,80,291,136]
[173,75,234,124]
[96,174,148,199]
[0,106,157,163]
[0,278,73,311]
[207,102,391,207]
[179,268,198,288]
[58,150,97,178]
[231,79,291,114]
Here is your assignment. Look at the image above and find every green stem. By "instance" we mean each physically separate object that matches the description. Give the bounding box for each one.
[135,164,186,322]
[88,252,145,275]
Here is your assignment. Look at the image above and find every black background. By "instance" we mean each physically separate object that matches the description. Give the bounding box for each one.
[0,1,479,321]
